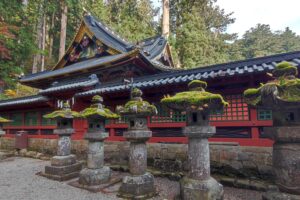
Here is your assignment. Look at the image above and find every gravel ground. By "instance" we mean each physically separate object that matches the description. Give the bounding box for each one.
[0,157,263,200]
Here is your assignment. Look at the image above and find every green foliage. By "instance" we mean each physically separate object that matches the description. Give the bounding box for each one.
[233,24,300,60]
[82,0,158,42]
[170,0,236,68]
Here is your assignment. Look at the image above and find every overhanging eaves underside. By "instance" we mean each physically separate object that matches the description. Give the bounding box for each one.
[20,50,139,84]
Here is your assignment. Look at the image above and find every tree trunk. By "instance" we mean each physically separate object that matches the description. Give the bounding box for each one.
[32,4,43,74]
[59,0,68,60]
[162,0,170,38]
[48,11,55,59]
[41,13,46,71]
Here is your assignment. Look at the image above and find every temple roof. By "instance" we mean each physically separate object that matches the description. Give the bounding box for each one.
[39,74,99,95]
[76,51,300,97]
[0,95,49,108]
[83,15,134,53]
[2,51,300,109]
[21,52,134,83]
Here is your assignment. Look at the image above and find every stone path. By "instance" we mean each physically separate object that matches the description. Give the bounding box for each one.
[0,157,263,200]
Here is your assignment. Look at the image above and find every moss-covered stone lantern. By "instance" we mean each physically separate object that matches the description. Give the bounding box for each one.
[161,80,227,200]
[116,88,157,199]
[0,116,11,136]
[244,62,300,200]
[78,95,119,189]
[41,102,82,181]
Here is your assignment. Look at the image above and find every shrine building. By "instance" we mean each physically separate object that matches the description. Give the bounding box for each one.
[1,14,300,147]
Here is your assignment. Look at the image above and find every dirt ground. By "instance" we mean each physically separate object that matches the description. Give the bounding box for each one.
[0,157,263,200]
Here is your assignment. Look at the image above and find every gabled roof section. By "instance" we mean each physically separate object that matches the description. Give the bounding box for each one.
[84,15,134,53]
[52,14,135,70]
[139,35,174,67]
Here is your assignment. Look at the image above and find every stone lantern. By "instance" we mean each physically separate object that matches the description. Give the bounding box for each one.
[78,95,119,189]
[244,62,300,200]
[116,88,157,199]
[0,117,11,150]
[161,80,226,200]
[42,102,82,181]
[0,116,11,137]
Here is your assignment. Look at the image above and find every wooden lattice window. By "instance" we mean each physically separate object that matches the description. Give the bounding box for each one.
[210,94,249,121]
[257,110,272,120]
[41,111,56,126]
[25,112,38,126]
[151,104,186,123]
[10,113,23,126]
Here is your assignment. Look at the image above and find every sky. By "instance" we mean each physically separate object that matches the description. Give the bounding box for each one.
[153,0,300,37]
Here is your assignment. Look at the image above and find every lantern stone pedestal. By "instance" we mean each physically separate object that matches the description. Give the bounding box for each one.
[78,132,110,187]
[180,118,223,200]
[117,88,157,199]
[43,128,82,181]
[262,126,300,200]
[118,128,155,199]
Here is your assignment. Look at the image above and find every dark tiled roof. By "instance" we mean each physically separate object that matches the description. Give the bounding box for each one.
[76,51,300,97]
[0,95,49,108]
[139,35,167,60]
[39,74,99,95]
[20,53,131,83]
[84,15,134,52]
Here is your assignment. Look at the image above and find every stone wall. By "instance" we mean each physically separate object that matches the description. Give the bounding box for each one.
[0,137,272,179]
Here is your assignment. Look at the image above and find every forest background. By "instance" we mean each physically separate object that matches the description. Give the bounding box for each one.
[0,0,300,98]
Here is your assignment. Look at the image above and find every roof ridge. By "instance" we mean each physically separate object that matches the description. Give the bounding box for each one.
[85,14,133,49]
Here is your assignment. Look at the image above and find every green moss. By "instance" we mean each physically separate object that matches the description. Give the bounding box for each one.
[43,102,81,119]
[117,88,157,116]
[280,79,300,102]
[91,95,103,103]
[273,62,298,78]
[188,80,207,90]
[161,91,228,111]
[0,116,11,123]
[117,100,157,116]
[243,62,300,107]
[161,80,228,111]
[243,88,260,97]
[132,88,143,97]
[81,106,119,119]
[243,88,262,106]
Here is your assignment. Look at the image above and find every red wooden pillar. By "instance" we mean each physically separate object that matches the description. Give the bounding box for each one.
[250,108,260,139]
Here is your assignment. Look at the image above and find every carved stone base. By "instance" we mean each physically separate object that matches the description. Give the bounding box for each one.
[118,172,156,199]
[79,166,111,186]
[180,177,223,200]
[40,155,82,181]
[51,155,76,166]
[263,190,300,200]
